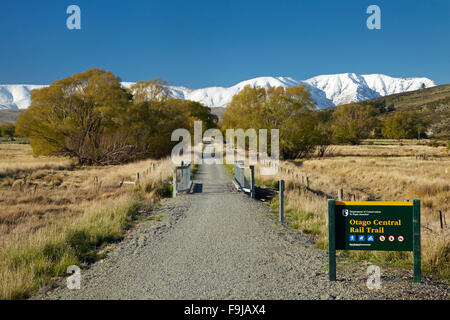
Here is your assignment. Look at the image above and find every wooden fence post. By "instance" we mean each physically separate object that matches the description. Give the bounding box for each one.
[305,176,309,189]
[338,189,343,201]
[135,172,140,186]
[443,211,447,228]
[279,180,285,223]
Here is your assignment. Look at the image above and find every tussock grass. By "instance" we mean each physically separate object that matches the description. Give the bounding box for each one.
[0,195,139,299]
[0,144,74,179]
[0,143,174,299]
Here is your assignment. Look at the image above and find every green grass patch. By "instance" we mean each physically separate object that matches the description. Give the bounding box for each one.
[155,182,173,198]
[223,164,234,177]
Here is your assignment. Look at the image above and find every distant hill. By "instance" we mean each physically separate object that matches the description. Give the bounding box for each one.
[1,73,436,110]
[341,84,450,138]
[2,80,448,138]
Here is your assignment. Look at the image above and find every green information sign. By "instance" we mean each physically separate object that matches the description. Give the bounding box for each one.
[328,199,421,283]
[335,201,413,251]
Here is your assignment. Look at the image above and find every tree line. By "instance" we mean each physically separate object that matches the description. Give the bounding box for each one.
[221,85,429,159]
[14,68,429,164]
[16,69,218,165]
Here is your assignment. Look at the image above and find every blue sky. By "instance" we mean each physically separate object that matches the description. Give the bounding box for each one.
[1,0,449,87]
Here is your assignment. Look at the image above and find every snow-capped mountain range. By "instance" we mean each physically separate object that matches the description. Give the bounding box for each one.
[0,73,436,110]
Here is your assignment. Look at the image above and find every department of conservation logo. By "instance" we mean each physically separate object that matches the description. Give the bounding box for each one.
[342,209,349,217]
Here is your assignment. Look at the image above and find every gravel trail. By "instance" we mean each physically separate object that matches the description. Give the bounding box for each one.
[40,163,448,300]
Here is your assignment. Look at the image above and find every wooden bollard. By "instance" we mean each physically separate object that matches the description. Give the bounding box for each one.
[136,172,140,186]
[305,176,309,189]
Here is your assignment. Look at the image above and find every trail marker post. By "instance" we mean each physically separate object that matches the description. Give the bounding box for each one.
[250,165,255,199]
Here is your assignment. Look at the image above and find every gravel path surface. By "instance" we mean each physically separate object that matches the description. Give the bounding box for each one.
[40,163,448,300]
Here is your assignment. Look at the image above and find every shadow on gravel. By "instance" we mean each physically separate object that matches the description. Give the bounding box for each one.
[255,186,277,202]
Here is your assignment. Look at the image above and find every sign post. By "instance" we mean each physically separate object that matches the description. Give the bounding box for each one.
[328,199,421,282]
[328,199,336,281]
[413,199,421,283]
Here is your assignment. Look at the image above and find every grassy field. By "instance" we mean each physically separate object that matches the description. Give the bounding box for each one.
[0,143,174,299]
[254,142,449,280]
[1,141,448,298]
[0,109,25,125]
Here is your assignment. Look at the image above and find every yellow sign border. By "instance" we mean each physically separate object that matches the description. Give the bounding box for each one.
[335,201,413,206]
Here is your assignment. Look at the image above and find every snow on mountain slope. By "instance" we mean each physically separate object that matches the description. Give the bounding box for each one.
[168,74,434,109]
[304,73,436,106]
[168,77,335,109]
[0,85,47,109]
[361,74,435,96]
[0,74,436,110]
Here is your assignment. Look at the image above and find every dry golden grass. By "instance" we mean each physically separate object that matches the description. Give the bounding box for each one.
[0,144,73,178]
[0,143,174,299]
[256,143,450,279]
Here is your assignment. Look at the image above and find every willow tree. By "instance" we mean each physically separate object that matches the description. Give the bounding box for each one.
[331,104,379,144]
[382,111,428,139]
[126,80,218,158]
[16,68,131,165]
[222,84,318,159]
